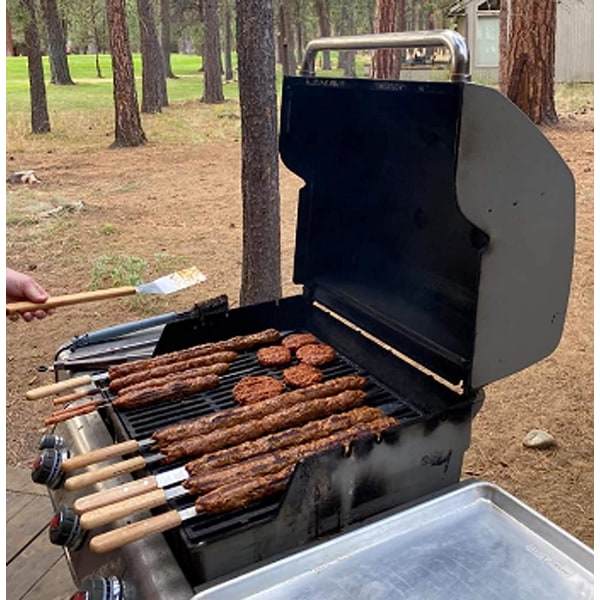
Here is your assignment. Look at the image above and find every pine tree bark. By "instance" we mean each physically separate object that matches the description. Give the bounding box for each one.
[7,8,15,56]
[499,0,558,125]
[202,0,224,103]
[40,0,74,85]
[223,1,234,81]
[137,0,168,113]
[314,0,331,70]
[279,0,296,75]
[160,0,176,78]
[236,0,282,306]
[338,0,355,76]
[106,0,147,147]
[22,0,50,133]
[372,0,404,79]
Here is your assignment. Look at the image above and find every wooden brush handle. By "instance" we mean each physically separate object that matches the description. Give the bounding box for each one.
[26,375,94,401]
[90,510,183,553]
[80,488,168,530]
[74,475,158,514]
[64,456,147,491]
[61,440,140,472]
[6,286,137,314]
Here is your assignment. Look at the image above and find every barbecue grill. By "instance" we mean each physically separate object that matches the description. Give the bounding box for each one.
[33,31,576,600]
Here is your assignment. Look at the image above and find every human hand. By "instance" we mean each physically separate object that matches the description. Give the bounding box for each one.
[6,268,53,322]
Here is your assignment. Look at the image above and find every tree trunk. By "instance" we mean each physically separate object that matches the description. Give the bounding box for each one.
[236,0,282,306]
[137,0,168,113]
[498,0,509,91]
[314,0,331,70]
[499,0,558,125]
[160,0,176,78]
[338,0,355,76]
[372,0,404,79]
[40,0,74,85]
[7,8,15,56]
[22,0,50,133]
[89,0,103,77]
[106,0,147,147]
[223,1,234,81]
[202,0,224,102]
[279,0,296,75]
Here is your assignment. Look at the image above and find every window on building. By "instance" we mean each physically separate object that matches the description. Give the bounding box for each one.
[475,14,499,66]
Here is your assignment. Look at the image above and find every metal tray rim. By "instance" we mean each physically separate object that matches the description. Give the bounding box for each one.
[192,479,593,599]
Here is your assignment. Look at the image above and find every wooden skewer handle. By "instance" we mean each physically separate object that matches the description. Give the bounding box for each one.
[74,475,159,514]
[90,510,183,553]
[44,402,101,426]
[6,286,138,314]
[50,398,100,417]
[52,389,96,406]
[26,375,94,401]
[80,488,168,530]
[64,455,147,491]
[61,440,140,473]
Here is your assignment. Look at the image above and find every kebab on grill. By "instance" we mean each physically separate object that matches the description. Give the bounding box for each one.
[57,376,368,491]
[63,387,368,490]
[74,405,386,514]
[27,328,282,401]
[77,408,397,529]
[87,416,396,552]
[42,328,284,422]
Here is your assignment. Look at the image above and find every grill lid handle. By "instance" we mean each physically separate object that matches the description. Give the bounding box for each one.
[300,30,470,82]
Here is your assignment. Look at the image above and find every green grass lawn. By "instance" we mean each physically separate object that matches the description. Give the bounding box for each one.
[6,52,593,150]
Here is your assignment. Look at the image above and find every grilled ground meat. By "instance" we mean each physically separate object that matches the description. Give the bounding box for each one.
[152,375,367,445]
[232,375,285,405]
[192,416,396,514]
[256,345,292,367]
[283,363,323,388]
[112,374,220,410]
[108,328,280,380]
[195,467,293,514]
[296,343,336,366]
[186,406,386,475]
[184,414,397,491]
[109,352,237,392]
[281,332,318,351]
[161,389,366,461]
[112,363,230,397]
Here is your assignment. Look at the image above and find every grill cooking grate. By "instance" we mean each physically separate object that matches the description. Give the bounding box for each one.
[106,331,424,545]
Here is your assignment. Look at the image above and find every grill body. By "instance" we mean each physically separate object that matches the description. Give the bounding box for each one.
[44,30,575,599]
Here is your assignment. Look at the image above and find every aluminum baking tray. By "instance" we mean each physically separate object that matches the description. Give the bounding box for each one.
[192,480,593,600]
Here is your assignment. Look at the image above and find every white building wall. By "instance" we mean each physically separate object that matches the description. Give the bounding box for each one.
[555,0,594,82]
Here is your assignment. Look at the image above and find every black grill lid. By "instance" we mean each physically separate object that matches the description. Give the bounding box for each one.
[280,68,574,391]
[280,77,481,388]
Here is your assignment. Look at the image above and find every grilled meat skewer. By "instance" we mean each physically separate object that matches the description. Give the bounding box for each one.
[58,375,367,474]
[88,419,394,549]
[73,406,388,514]
[63,389,366,490]
[26,328,280,400]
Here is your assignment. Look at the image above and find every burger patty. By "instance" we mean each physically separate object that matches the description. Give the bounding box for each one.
[281,332,318,351]
[233,375,285,405]
[257,345,292,367]
[296,343,336,366]
[283,363,323,388]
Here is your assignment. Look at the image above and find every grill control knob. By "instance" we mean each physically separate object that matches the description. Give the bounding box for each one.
[38,433,65,450]
[31,448,69,488]
[49,507,86,550]
[69,576,129,600]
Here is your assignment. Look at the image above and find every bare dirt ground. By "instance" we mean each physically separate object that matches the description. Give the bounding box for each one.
[5,103,593,548]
